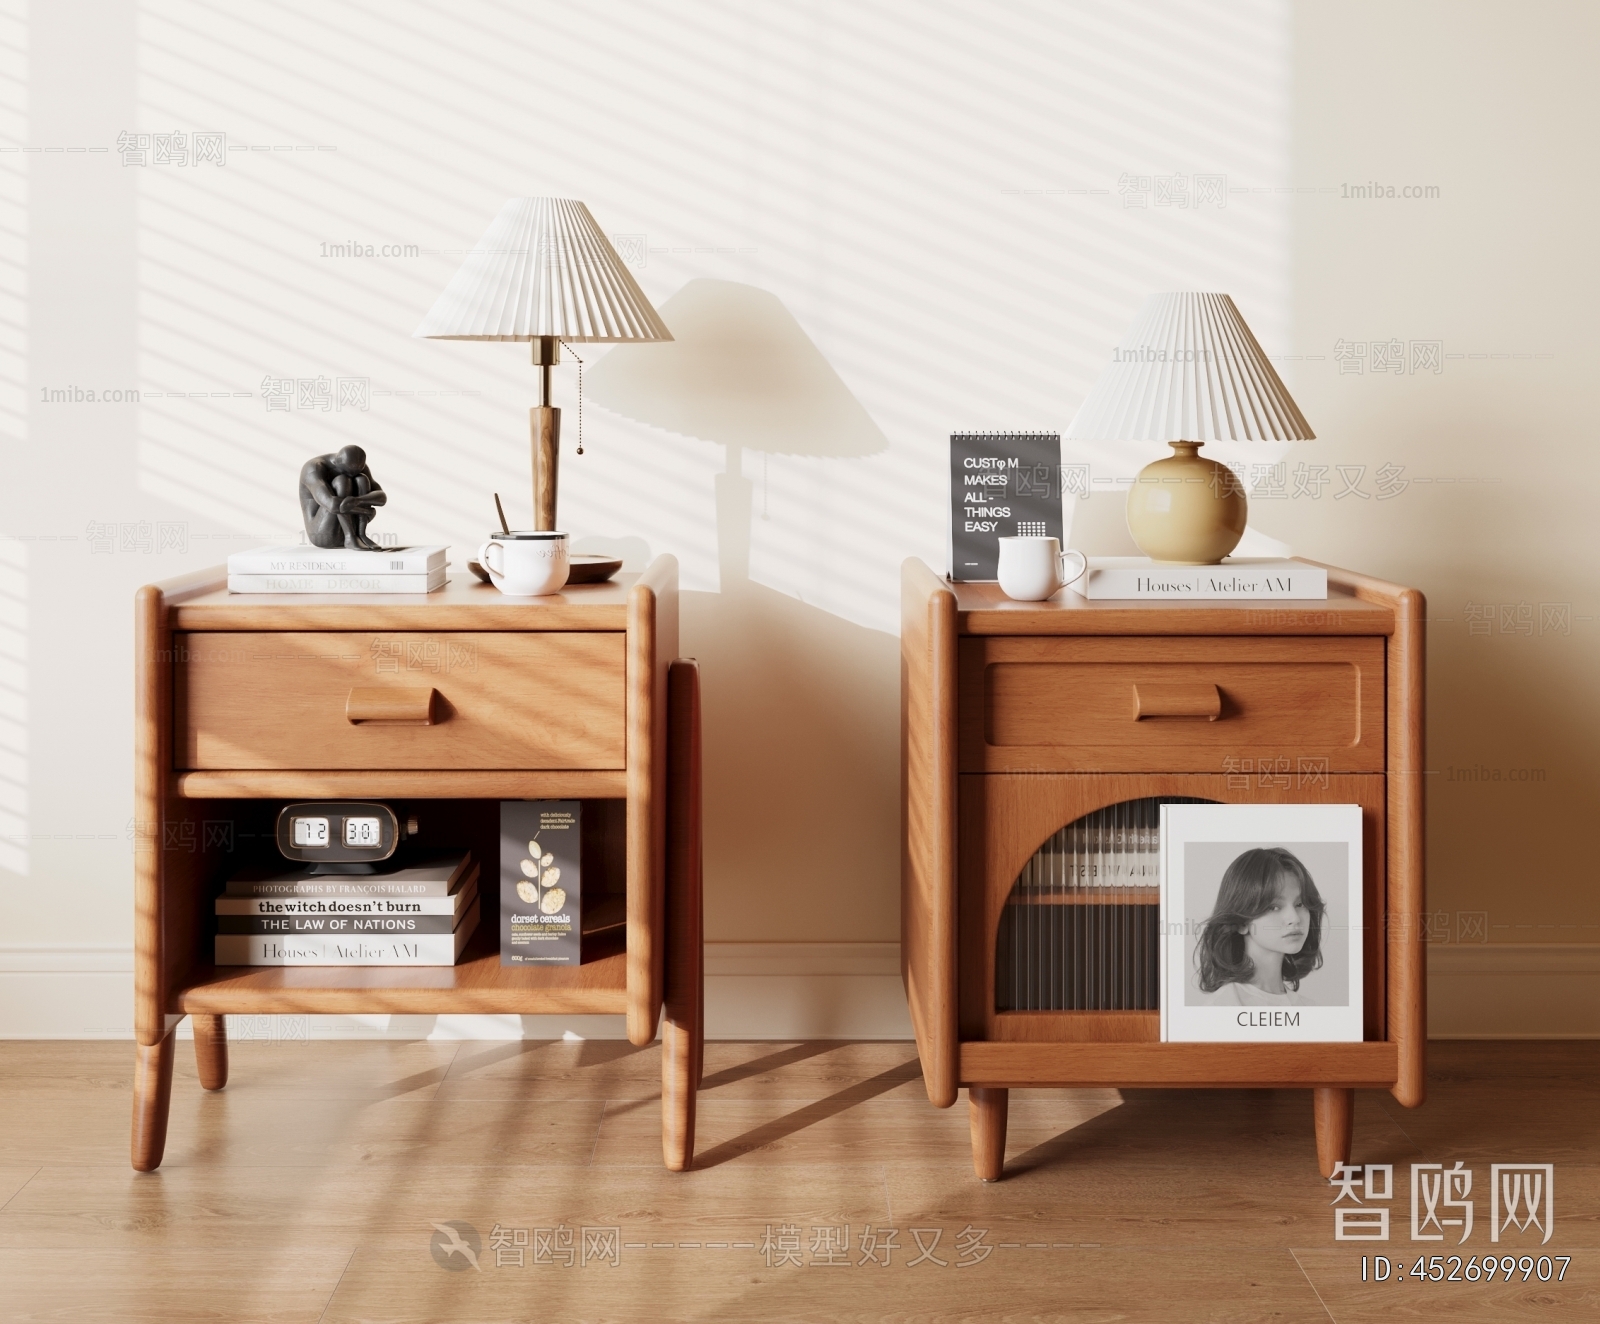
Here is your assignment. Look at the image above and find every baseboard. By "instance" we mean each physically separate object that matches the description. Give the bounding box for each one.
[0,948,138,1038]
[1427,943,1600,1039]
[2,942,1592,1041]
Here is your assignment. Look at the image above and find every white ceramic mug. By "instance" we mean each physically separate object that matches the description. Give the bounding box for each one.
[476,531,570,596]
[996,536,1088,601]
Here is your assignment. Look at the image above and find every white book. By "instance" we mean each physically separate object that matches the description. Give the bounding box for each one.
[227,544,448,575]
[1159,804,1364,1044]
[228,569,446,594]
[216,880,475,917]
[1159,804,1170,1044]
[1067,557,1327,601]
[225,854,475,898]
[215,899,478,966]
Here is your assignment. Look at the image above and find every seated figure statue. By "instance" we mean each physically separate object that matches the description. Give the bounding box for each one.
[300,445,387,550]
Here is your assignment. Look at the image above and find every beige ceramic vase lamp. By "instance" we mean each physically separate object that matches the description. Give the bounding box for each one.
[1064,293,1314,564]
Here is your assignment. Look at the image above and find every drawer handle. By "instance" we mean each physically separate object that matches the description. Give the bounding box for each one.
[1133,682,1221,721]
[346,687,441,725]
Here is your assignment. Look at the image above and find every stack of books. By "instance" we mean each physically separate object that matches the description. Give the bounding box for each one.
[226,545,449,594]
[214,852,479,966]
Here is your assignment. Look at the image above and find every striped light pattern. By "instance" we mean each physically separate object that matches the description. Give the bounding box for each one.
[414,198,673,342]
[1065,292,1313,442]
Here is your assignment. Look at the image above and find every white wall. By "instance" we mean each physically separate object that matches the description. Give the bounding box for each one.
[1284,1,1600,987]
[0,0,1593,1037]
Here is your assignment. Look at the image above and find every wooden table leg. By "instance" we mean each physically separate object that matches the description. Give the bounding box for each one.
[662,658,703,1173]
[662,1010,698,1172]
[1314,1086,1355,1179]
[969,1086,1008,1182]
[193,1014,229,1091]
[694,950,705,1092]
[131,1031,177,1172]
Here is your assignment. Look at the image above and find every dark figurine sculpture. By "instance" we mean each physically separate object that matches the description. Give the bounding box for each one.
[300,445,387,550]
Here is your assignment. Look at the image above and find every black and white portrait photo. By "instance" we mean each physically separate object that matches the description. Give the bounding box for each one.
[1162,804,1364,1043]
[1183,840,1350,1009]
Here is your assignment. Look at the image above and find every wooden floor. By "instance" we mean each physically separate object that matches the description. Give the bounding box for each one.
[0,1039,1593,1322]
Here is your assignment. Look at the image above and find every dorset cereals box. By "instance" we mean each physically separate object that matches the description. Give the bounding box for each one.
[499,801,581,965]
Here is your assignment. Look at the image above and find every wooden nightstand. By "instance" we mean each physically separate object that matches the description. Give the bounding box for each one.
[900,558,1424,1180]
[133,558,703,1172]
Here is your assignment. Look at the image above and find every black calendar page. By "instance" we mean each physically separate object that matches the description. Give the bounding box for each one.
[949,431,1065,580]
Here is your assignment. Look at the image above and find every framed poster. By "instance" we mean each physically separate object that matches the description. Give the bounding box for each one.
[1161,803,1363,1043]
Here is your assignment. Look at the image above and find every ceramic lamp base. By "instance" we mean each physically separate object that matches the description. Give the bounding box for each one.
[1124,441,1247,564]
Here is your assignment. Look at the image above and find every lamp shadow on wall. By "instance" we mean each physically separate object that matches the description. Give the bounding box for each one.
[587,280,897,939]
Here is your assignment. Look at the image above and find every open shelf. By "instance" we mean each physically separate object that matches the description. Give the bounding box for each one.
[167,797,632,1017]
[174,923,628,1016]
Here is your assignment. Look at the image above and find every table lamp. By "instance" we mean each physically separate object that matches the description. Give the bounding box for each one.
[415,198,673,530]
[1064,292,1314,564]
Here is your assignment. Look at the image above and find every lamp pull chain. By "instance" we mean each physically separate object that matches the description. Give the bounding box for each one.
[560,339,586,454]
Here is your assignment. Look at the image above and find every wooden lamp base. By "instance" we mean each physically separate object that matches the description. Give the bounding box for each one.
[530,334,562,532]
[532,403,560,531]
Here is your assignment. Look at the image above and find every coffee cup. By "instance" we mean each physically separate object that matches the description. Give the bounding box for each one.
[476,531,570,596]
[996,536,1088,601]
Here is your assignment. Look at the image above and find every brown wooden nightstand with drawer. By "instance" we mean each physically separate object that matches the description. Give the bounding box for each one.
[133,559,703,1172]
[901,558,1424,1180]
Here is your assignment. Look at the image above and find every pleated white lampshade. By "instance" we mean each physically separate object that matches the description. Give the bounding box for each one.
[414,198,673,343]
[1065,293,1313,442]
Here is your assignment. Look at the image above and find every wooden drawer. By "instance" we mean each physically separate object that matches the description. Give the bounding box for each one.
[959,636,1385,773]
[175,632,626,770]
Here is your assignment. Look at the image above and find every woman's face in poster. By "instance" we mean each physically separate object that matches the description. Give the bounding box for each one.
[1244,877,1310,956]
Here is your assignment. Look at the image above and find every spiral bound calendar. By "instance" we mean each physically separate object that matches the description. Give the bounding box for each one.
[948,431,1064,581]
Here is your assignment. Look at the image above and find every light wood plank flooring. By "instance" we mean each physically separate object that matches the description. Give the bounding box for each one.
[0,1039,1593,1321]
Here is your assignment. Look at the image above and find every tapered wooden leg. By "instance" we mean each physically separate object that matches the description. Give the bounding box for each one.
[694,954,705,1092]
[131,1033,176,1172]
[662,659,703,1172]
[193,1014,229,1091]
[662,1015,698,1173]
[1314,1087,1355,1179]
[969,1086,1009,1181]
